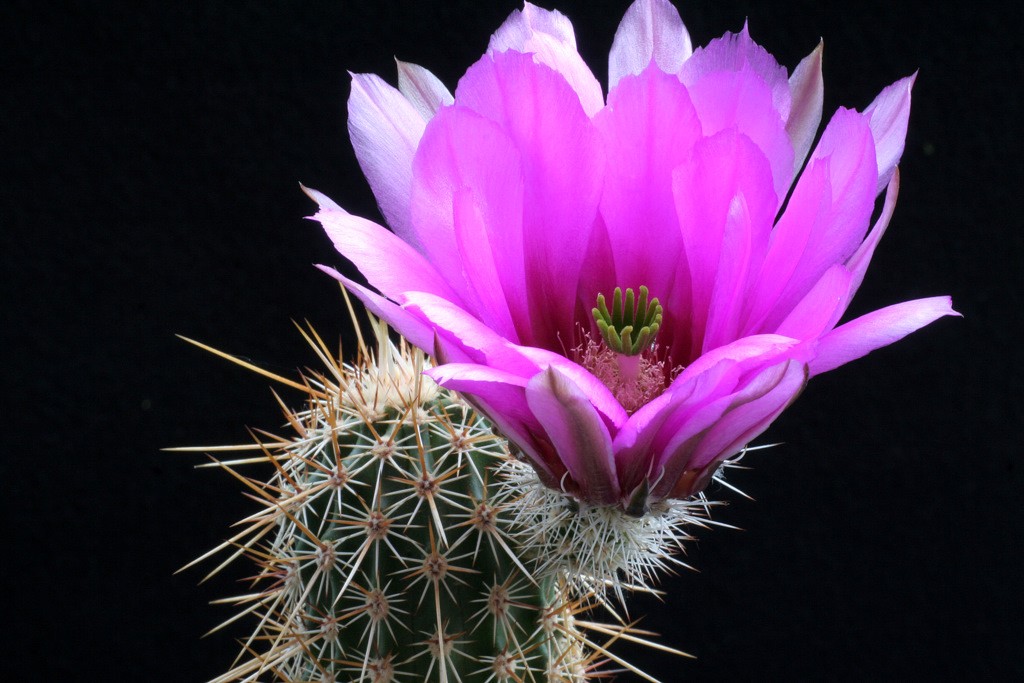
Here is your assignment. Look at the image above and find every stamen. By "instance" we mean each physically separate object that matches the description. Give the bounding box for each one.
[592,286,662,356]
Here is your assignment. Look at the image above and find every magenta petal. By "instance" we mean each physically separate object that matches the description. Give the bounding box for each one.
[410,105,529,341]
[687,359,808,471]
[455,51,604,349]
[809,296,959,376]
[451,188,518,340]
[683,77,793,206]
[396,60,454,120]
[745,107,877,334]
[786,41,824,177]
[608,0,692,88]
[673,130,777,358]
[594,64,701,307]
[615,334,801,489]
[775,264,853,339]
[655,360,806,499]
[488,2,604,117]
[514,345,629,429]
[864,74,915,195]
[653,358,806,499]
[527,367,620,504]
[348,73,426,246]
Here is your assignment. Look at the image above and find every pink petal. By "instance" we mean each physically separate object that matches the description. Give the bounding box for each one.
[451,188,518,340]
[410,105,530,341]
[653,358,806,499]
[347,73,426,247]
[864,74,915,195]
[527,367,620,504]
[744,107,877,334]
[401,291,538,378]
[426,362,562,486]
[614,334,801,490]
[488,2,604,117]
[686,359,808,471]
[608,0,692,89]
[679,26,793,204]
[514,345,629,429]
[455,51,604,350]
[843,169,900,309]
[787,41,824,177]
[809,296,959,376]
[673,130,777,360]
[593,64,701,312]
[774,264,853,339]
[396,60,454,120]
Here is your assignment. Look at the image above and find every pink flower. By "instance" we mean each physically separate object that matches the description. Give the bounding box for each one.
[310,0,957,510]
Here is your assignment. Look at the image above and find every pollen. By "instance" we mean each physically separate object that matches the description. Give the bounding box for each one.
[579,337,668,414]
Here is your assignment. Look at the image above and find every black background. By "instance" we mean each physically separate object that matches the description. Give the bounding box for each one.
[6,0,1020,680]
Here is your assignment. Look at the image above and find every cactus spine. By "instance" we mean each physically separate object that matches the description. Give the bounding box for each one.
[180,298,708,681]
[184,314,606,682]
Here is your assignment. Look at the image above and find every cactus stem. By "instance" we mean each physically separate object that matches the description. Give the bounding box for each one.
[178,306,709,681]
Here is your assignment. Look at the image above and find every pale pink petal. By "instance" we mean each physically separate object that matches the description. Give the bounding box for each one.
[673,130,777,360]
[300,183,343,211]
[311,200,460,305]
[787,41,824,177]
[348,73,426,246]
[488,2,604,116]
[410,105,530,341]
[809,296,958,376]
[402,291,538,378]
[864,74,915,195]
[455,51,604,350]
[593,64,701,312]
[315,265,436,351]
[843,169,900,309]
[744,107,877,334]
[608,0,692,89]
[527,367,620,504]
[680,25,791,121]
[396,60,454,120]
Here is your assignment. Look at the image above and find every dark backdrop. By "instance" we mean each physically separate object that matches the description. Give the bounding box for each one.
[6,0,1020,680]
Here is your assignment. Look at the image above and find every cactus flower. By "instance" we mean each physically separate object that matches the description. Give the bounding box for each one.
[311,0,956,510]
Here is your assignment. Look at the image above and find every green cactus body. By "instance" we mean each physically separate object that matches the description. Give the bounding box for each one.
[191,321,592,683]
[277,399,585,682]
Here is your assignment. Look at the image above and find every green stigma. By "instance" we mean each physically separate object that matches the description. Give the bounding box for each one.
[592,286,663,356]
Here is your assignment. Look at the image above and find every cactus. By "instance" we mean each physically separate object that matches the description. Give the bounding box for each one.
[179,299,701,683]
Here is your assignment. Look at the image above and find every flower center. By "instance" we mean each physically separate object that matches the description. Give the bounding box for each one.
[592,286,663,356]
[583,286,668,414]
